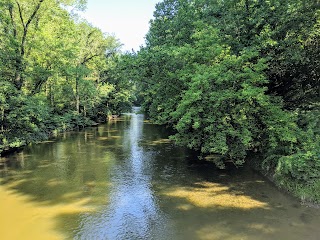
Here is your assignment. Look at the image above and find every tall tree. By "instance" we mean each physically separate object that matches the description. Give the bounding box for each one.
[2,0,87,90]
[6,0,46,89]
[70,21,121,114]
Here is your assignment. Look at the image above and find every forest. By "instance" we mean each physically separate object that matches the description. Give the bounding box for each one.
[0,0,134,153]
[0,0,320,203]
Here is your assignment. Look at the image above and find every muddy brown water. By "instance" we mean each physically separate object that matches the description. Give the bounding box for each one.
[1,107,320,240]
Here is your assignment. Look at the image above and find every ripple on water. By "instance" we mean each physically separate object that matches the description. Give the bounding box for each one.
[1,108,320,240]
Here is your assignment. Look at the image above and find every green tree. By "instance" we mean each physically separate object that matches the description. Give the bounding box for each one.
[0,0,133,155]
[130,0,319,201]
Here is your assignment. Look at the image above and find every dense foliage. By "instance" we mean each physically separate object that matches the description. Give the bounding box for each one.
[129,0,320,202]
[0,0,134,154]
[1,0,319,203]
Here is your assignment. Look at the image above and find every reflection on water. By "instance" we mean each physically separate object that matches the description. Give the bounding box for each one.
[74,108,170,239]
[1,107,320,240]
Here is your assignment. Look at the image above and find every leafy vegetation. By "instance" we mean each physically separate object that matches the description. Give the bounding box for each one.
[1,0,319,203]
[128,0,320,202]
[0,0,134,154]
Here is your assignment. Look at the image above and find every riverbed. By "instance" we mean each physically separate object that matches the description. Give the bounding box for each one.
[1,107,320,240]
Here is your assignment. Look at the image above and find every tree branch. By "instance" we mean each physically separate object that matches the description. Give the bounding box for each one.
[16,0,45,56]
[85,30,96,47]
[8,3,17,38]
[82,53,101,64]
[25,0,44,30]
[15,1,25,30]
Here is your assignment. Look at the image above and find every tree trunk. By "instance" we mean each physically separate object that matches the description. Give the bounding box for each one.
[12,0,45,90]
[45,80,54,106]
[14,59,23,90]
[76,76,80,114]
[1,108,4,132]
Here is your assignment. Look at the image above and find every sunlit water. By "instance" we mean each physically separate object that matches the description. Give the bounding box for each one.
[1,107,320,240]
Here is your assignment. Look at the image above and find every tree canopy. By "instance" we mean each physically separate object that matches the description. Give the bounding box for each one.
[130,0,320,202]
[0,0,134,153]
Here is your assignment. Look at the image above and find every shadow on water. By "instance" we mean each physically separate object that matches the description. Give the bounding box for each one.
[138,121,320,240]
[0,107,320,240]
[0,120,130,239]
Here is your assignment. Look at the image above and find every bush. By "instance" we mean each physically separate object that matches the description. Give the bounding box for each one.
[266,110,320,202]
[0,82,95,155]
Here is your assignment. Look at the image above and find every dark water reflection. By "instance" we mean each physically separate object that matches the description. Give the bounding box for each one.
[1,107,320,240]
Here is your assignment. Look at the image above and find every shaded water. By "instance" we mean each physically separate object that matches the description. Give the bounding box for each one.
[1,107,320,240]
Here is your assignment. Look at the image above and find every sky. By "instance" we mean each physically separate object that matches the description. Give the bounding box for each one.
[80,0,160,52]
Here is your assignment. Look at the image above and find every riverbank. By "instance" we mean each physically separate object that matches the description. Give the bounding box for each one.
[0,111,122,158]
[2,111,319,209]
[248,155,320,207]
[1,114,320,240]
[0,115,98,157]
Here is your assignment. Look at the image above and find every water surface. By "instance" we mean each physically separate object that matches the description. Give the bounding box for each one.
[1,107,320,240]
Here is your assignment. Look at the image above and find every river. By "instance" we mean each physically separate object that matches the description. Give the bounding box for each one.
[1,107,320,240]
